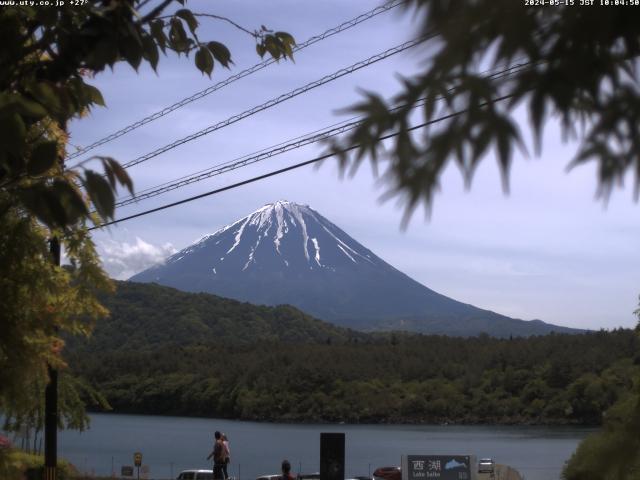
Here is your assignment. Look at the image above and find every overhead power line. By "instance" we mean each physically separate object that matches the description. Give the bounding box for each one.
[114,118,362,208]
[110,35,430,172]
[67,0,405,162]
[89,94,513,231]
[111,61,533,209]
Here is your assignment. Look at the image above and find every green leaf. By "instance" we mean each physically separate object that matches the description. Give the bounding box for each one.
[121,38,143,70]
[275,32,295,46]
[141,34,159,71]
[82,82,105,107]
[26,81,61,114]
[100,157,134,195]
[150,20,167,54]
[16,181,86,228]
[84,170,115,220]
[5,93,48,119]
[28,141,58,176]
[275,32,295,60]
[87,39,120,69]
[256,43,266,58]
[0,113,26,155]
[195,47,213,77]
[263,35,282,60]
[169,18,189,53]
[175,9,198,34]
[207,41,232,68]
[17,183,61,228]
[52,180,88,224]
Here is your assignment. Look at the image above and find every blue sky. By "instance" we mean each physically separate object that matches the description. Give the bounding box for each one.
[70,0,640,330]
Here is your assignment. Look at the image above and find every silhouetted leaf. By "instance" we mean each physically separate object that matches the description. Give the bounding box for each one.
[175,9,198,34]
[121,37,143,70]
[0,113,26,155]
[169,18,189,53]
[90,156,134,196]
[207,41,232,68]
[28,141,58,176]
[52,180,88,224]
[26,81,61,114]
[195,47,213,77]
[141,34,159,71]
[263,35,282,60]
[82,83,105,107]
[84,171,115,220]
[150,20,167,53]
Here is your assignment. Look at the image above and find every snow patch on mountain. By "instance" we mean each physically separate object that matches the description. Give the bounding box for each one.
[227,217,250,254]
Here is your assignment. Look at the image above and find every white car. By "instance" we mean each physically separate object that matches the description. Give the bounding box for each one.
[478,458,495,473]
[256,475,281,480]
[176,470,214,480]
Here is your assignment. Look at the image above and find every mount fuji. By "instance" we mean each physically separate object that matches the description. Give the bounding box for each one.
[130,201,579,337]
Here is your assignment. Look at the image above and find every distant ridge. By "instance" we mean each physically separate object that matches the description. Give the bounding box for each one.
[68,281,357,353]
[130,201,583,337]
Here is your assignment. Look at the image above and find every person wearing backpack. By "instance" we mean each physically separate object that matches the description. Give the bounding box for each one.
[280,460,295,480]
[206,431,225,479]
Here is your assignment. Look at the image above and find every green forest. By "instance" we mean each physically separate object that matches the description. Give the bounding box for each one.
[66,282,640,426]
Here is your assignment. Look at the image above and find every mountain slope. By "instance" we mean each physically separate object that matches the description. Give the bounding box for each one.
[130,201,581,337]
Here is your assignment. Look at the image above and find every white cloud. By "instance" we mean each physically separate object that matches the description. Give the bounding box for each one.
[99,237,177,280]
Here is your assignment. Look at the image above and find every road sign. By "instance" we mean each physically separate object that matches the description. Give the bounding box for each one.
[402,455,477,480]
[121,466,134,477]
[134,452,143,467]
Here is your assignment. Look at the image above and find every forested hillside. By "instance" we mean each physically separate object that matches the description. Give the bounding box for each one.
[67,283,639,426]
[66,281,360,351]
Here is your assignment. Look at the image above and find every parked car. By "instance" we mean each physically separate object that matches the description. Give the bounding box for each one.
[478,458,495,473]
[177,470,214,480]
[257,473,319,480]
[256,475,282,480]
[373,466,401,480]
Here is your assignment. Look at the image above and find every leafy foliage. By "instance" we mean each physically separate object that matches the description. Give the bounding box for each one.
[67,282,639,426]
[0,1,294,470]
[0,450,77,480]
[0,1,294,229]
[330,1,640,220]
[0,196,111,408]
[562,298,640,480]
[2,373,110,454]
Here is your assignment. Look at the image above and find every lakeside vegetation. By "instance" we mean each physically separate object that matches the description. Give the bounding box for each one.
[66,282,640,426]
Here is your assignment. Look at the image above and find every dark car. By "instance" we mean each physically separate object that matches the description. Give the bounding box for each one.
[373,466,401,480]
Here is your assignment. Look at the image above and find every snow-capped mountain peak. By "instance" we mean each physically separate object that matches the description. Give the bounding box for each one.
[163,201,377,274]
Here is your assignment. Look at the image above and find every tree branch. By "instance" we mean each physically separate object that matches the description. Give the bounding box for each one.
[139,0,174,24]
[190,13,258,38]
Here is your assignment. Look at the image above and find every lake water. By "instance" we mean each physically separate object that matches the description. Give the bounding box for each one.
[55,413,594,480]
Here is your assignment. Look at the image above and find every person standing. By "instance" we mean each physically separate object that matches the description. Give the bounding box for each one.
[222,433,231,479]
[206,431,225,480]
[281,460,295,480]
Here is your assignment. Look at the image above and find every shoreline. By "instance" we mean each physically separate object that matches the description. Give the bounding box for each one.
[86,409,601,428]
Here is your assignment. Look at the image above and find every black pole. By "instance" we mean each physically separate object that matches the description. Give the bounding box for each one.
[44,237,60,480]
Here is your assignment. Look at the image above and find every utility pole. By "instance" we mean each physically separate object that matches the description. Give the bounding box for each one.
[44,237,60,480]
[44,117,69,480]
